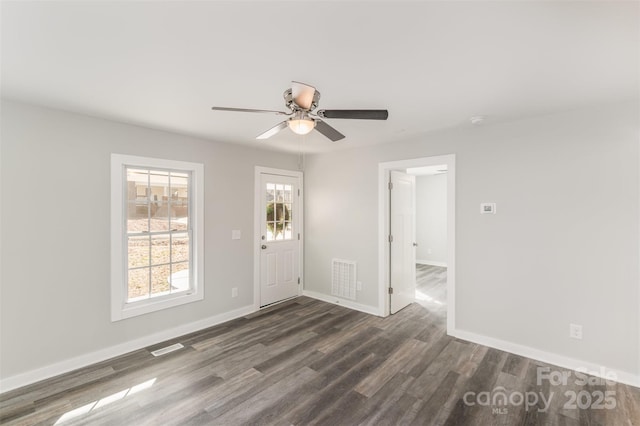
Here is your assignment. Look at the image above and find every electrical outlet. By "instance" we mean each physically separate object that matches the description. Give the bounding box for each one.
[569,323,583,340]
[357,281,362,291]
[231,287,238,298]
[427,248,432,255]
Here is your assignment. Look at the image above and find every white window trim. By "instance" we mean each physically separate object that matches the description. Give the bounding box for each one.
[110,154,204,321]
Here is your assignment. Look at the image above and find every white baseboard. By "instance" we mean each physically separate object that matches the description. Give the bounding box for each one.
[0,304,256,394]
[451,328,640,388]
[303,290,382,317]
[416,259,447,267]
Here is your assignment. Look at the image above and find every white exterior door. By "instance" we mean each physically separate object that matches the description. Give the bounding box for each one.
[390,170,416,314]
[259,173,300,306]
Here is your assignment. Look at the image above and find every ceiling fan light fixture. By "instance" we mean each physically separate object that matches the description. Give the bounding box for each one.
[288,116,315,135]
[211,81,388,142]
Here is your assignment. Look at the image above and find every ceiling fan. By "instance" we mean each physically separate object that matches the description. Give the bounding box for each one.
[211,81,389,142]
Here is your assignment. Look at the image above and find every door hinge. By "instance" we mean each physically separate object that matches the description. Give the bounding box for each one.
[388,287,394,294]
[298,189,300,196]
[388,235,393,243]
[388,182,393,190]
[298,277,300,284]
[298,233,300,240]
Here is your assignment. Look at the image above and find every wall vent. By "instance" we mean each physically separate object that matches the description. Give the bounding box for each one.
[332,259,357,300]
[151,343,184,357]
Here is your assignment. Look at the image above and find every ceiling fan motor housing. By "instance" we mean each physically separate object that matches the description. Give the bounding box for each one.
[284,88,320,112]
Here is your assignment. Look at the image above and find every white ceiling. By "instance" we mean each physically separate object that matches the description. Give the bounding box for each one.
[1,1,638,153]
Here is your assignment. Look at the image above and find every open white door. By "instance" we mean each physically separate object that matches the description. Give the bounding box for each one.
[259,173,300,306]
[389,170,416,314]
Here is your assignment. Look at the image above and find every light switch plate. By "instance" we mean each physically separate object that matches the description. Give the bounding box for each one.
[231,230,241,240]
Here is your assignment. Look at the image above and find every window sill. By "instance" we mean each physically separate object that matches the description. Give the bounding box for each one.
[111,290,204,322]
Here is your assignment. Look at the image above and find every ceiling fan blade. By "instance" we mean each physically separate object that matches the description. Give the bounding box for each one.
[315,120,345,142]
[212,107,290,115]
[317,109,389,120]
[256,121,288,140]
[291,81,316,110]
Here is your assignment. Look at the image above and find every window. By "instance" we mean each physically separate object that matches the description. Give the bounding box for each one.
[111,154,204,321]
[265,182,293,241]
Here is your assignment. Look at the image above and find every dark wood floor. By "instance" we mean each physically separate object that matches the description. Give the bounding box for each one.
[1,267,639,425]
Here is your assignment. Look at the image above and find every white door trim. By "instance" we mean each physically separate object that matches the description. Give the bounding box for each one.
[254,166,304,311]
[378,155,456,335]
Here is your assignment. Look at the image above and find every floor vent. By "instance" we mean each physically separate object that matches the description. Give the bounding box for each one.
[332,259,357,300]
[151,343,184,357]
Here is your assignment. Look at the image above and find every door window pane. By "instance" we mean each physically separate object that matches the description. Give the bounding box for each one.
[265,182,294,241]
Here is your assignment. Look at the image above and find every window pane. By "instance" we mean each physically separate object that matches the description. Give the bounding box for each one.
[149,171,170,232]
[274,222,284,240]
[276,184,284,202]
[266,186,275,203]
[172,233,189,263]
[127,169,148,201]
[284,203,292,221]
[128,268,149,300]
[127,168,150,233]
[127,201,149,233]
[128,236,149,269]
[170,174,189,231]
[170,262,189,293]
[151,234,170,266]
[266,222,275,241]
[151,265,170,296]
[284,222,292,239]
[266,202,275,221]
[284,185,292,202]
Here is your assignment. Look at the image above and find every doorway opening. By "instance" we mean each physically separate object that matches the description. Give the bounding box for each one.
[411,165,448,321]
[378,155,455,334]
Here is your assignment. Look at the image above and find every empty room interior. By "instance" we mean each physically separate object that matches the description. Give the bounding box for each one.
[1,1,639,425]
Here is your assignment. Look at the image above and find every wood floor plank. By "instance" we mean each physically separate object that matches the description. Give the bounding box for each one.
[353,372,416,425]
[411,370,459,426]
[210,367,320,425]
[285,353,383,425]
[2,268,638,425]
[354,338,428,398]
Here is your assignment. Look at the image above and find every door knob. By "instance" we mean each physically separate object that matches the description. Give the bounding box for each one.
[413,242,418,247]
[261,245,267,249]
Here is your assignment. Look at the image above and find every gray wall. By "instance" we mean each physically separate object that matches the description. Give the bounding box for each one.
[304,101,639,375]
[415,174,447,265]
[0,100,299,378]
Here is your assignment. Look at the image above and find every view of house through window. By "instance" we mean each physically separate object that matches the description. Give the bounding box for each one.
[126,168,191,301]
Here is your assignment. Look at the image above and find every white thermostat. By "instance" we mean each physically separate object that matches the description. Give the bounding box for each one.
[480,203,496,214]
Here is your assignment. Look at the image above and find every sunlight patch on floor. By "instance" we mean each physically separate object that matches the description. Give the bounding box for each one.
[54,378,156,424]
[415,289,443,305]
